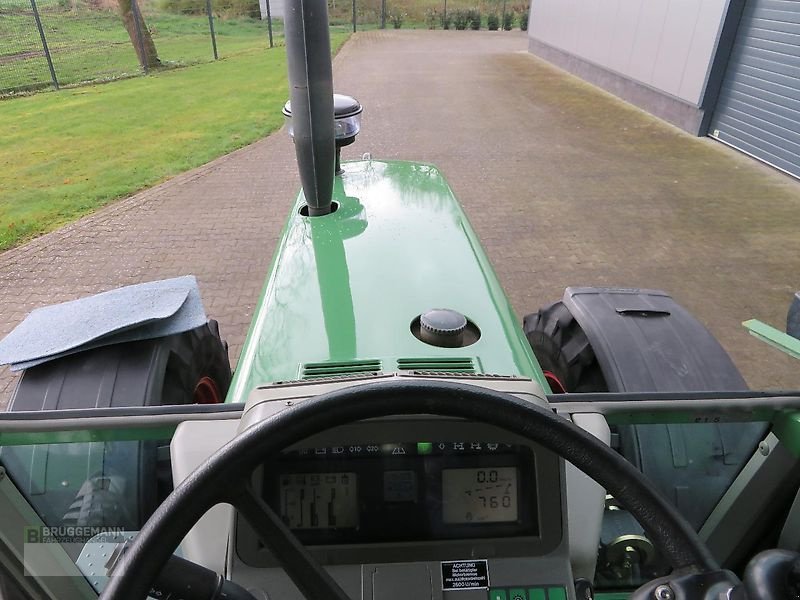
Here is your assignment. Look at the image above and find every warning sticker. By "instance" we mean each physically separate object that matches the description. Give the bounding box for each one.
[441,560,490,590]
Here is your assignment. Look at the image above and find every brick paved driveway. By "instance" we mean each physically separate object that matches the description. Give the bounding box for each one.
[1,31,798,407]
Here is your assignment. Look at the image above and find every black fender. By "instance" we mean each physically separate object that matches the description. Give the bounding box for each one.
[560,287,766,529]
[561,287,746,392]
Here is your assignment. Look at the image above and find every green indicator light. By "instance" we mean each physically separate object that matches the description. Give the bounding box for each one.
[528,589,546,600]
[417,442,433,454]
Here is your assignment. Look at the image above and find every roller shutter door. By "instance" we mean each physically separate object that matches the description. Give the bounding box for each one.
[709,0,800,178]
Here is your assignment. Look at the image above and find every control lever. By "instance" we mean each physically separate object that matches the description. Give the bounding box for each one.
[743,549,800,600]
[629,569,741,600]
[106,541,257,600]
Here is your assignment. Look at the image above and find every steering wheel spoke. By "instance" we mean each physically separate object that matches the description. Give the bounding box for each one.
[232,484,352,600]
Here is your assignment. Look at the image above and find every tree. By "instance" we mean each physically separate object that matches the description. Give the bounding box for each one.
[117,0,161,70]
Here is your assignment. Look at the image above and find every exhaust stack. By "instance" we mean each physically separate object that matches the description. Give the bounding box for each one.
[284,0,335,216]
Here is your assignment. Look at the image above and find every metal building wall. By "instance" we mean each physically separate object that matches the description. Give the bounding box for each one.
[528,0,731,133]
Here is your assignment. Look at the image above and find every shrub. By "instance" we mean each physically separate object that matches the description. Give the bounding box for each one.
[220,0,261,18]
[502,10,513,30]
[452,10,468,30]
[390,12,404,28]
[160,0,197,15]
[487,13,499,30]
[520,8,529,30]
[441,12,452,29]
[425,8,439,29]
[161,0,259,17]
[467,8,481,30]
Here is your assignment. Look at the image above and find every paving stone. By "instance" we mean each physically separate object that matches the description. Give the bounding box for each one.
[1,31,798,409]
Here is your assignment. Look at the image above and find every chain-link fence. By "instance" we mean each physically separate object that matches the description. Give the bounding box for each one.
[0,0,528,96]
[0,0,283,95]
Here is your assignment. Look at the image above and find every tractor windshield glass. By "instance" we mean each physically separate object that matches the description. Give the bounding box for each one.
[0,410,199,596]
[0,401,790,597]
[0,435,177,596]
[2,439,168,545]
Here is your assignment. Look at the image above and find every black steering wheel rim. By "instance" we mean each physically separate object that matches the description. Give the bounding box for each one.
[100,378,718,599]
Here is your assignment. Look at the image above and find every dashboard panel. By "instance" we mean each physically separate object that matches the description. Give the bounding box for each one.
[171,376,600,599]
[263,441,538,545]
[236,417,564,567]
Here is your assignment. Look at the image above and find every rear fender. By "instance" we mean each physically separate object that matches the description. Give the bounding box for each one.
[561,287,747,393]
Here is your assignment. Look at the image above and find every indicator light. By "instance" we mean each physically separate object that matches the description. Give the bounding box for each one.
[417,442,433,455]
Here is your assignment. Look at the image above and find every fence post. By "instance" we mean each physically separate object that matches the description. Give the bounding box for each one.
[265,0,274,49]
[351,0,356,32]
[205,0,219,59]
[380,0,386,28]
[130,0,148,74]
[29,0,58,90]
[501,0,506,29]
[443,0,447,26]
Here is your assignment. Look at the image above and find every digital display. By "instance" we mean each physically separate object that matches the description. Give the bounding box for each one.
[383,470,418,502]
[265,442,538,545]
[441,467,518,524]
[279,472,358,529]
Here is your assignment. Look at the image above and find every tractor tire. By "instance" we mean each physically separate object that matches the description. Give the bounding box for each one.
[158,319,231,407]
[8,319,231,410]
[1,321,231,534]
[523,300,607,393]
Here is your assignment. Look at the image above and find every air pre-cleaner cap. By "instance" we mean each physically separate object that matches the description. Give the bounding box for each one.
[419,309,467,348]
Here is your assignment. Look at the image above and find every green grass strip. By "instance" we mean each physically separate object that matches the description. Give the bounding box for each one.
[0,31,348,251]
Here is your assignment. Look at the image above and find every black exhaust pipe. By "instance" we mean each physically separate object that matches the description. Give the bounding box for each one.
[284,0,336,216]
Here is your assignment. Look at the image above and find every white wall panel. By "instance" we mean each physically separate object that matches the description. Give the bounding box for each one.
[652,0,698,95]
[259,0,284,20]
[628,1,670,84]
[529,0,730,105]
[680,0,730,101]
[607,0,641,75]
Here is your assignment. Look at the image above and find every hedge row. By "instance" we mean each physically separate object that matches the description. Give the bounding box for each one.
[421,7,528,30]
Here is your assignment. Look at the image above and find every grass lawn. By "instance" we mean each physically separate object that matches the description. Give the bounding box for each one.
[0,31,348,251]
[1,1,280,93]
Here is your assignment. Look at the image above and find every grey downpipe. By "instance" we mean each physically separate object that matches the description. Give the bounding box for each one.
[285,0,335,216]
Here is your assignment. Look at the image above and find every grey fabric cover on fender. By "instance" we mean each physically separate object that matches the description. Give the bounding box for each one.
[0,275,207,371]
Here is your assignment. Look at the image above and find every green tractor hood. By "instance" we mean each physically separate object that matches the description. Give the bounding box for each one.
[227,159,547,403]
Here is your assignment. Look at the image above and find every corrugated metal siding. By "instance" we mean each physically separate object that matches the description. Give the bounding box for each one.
[710,0,800,177]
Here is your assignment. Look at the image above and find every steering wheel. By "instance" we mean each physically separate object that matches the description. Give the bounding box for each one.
[100,379,736,600]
